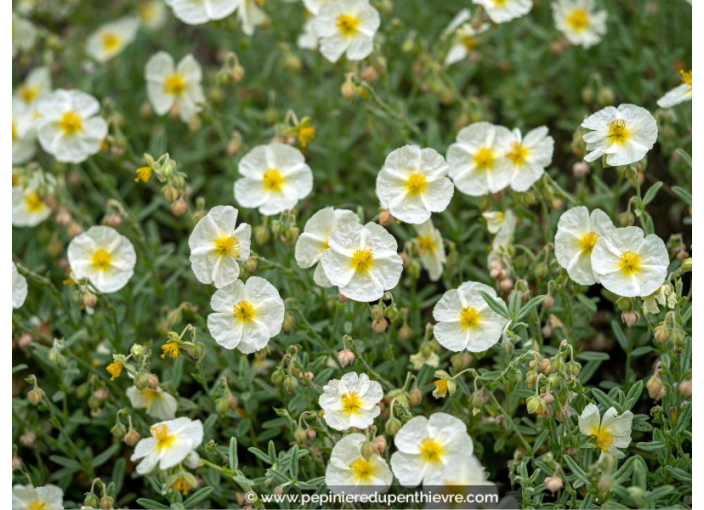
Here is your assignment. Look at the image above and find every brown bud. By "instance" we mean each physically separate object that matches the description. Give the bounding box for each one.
[539,358,551,375]
[337,349,355,367]
[341,80,356,100]
[372,434,387,454]
[123,428,141,447]
[499,278,514,292]
[82,292,98,308]
[360,65,379,82]
[379,209,392,226]
[408,388,422,406]
[27,387,44,406]
[646,374,666,400]
[621,310,640,327]
[20,431,36,447]
[105,214,123,228]
[572,162,590,178]
[171,198,188,216]
[372,318,388,334]
[148,374,159,389]
[678,380,692,397]
[67,222,84,238]
[544,476,564,493]
[542,294,555,310]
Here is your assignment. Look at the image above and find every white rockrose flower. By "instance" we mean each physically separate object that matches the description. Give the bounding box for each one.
[555,206,615,285]
[12,171,54,227]
[313,0,380,63]
[67,226,137,293]
[164,0,238,25]
[12,14,37,58]
[35,90,108,164]
[127,386,178,420]
[207,277,285,353]
[578,404,633,458]
[657,70,692,108]
[12,263,28,309]
[432,281,508,352]
[12,484,64,510]
[581,104,658,167]
[138,0,168,30]
[145,52,205,123]
[298,18,319,49]
[591,226,669,298]
[234,143,313,215]
[236,0,267,35]
[320,222,403,302]
[130,418,204,475]
[319,372,383,431]
[483,211,506,234]
[552,0,607,48]
[413,219,445,282]
[295,207,360,287]
[443,9,489,67]
[14,66,52,112]
[189,205,251,288]
[390,412,473,487]
[376,145,454,224]
[500,126,554,192]
[473,0,532,24]
[86,16,140,63]
[446,122,513,196]
[325,433,393,494]
[12,99,36,165]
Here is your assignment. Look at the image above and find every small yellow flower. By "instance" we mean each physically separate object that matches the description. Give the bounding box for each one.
[106,361,123,381]
[135,166,153,183]
[297,126,315,148]
[161,341,180,359]
[433,379,449,398]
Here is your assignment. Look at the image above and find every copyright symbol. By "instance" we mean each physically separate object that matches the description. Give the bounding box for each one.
[245,491,257,502]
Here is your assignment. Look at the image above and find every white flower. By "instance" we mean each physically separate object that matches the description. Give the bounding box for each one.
[145,52,205,122]
[489,209,515,262]
[236,0,267,35]
[12,484,64,510]
[483,211,506,234]
[14,66,52,111]
[12,171,53,227]
[472,0,532,24]
[86,16,140,63]
[138,0,168,30]
[164,0,238,25]
[320,222,403,302]
[234,143,313,215]
[552,0,607,48]
[390,412,473,487]
[447,122,513,196]
[130,418,204,475]
[313,0,380,63]
[303,0,332,14]
[410,350,439,370]
[443,9,489,67]
[591,226,669,298]
[189,205,251,288]
[325,433,393,494]
[127,386,178,420]
[436,454,492,485]
[12,99,36,165]
[298,18,319,49]
[581,104,658,167]
[433,281,508,352]
[657,70,692,108]
[67,226,137,293]
[13,14,37,58]
[36,90,108,164]
[413,220,445,282]
[500,126,554,192]
[295,207,360,287]
[578,404,633,458]
[555,206,615,285]
[12,263,28,310]
[319,372,383,431]
[207,277,285,353]
[376,145,454,224]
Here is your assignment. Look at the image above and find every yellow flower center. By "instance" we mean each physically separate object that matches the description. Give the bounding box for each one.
[101,31,121,51]
[417,235,436,254]
[433,379,448,395]
[419,437,443,463]
[506,141,529,166]
[138,3,157,21]
[24,192,45,213]
[405,172,428,195]
[591,426,614,452]
[19,84,39,104]
[106,361,123,381]
[566,9,589,31]
[12,120,17,141]
[91,249,112,271]
[607,119,629,144]
[215,236,241,258]
[233,300,256,322]
[172,475,194,495]
[27,501,46,510]
[350,248,374,274]
[163,74,186,96]
[619,251,641,275]
[161,341,180,359]
[460,306,481,330]
[336,14,360,37]
[473,147,494,170]
[141,388,160,404]
[262,169,284,193]
[492,0,507,5]
[60,110,83,135]
[135,166,153,183]
[681,69,692,91]
[349,457,374,481]
[461,36,477,52]
[340,391,363,414]
[579,231,599,254]
[150,424,176,450]
[298,126,315,148]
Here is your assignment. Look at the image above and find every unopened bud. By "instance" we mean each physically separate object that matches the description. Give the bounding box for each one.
[539,358,551,375]
[100,495,115,510]
[282,313,296,333]
[621,310,640,327]
[646,374,666,400]
[20,431,36,446]
[408,388,422,406]
[294,427,307,443]
[124,427,141,447]
[134,371,150,391]
[572,162,590,178]
[372,317,388,334]
[542,294,554,310]
[678,380,692,397]
[283,375,298,394]
[681,258,692,272]
[398,324,412,341]
[372,434,387,454]
[27,387,43,406]
[654,323,670,344]
[379,209,392,226]
[171,198,188,216]
[337,349,355,367]
[385,417,402,436]
[361,440,376,459]
[544,475,563,492]
[84,493,100,509]
[341,80,356,100]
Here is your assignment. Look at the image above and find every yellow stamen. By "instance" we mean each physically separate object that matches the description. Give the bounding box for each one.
[350,248,374,273]
[150,423,176,450]
[106,362,123,381]
[340,391,363,414]
[101,31,121,51]
[163,74,186,96]
[26,501,46,510]
[91,249,112,271]
[417,235,436,254]
[460,306,481,330]
[172,475,194,495]
[419,437,443,463]
[492,0,507,5]
[473,147,494,170]
[349,457,374,481]
[161,341,180,359]
[135,166,153,183]
[262,169,284,193]
[19,84,39,104]
[607,119,629,144]
[579,231,599,254]
[619,251,641,275]
[590,426,614,452]
[298,126,315,148]
[336,14,360,37]
[680,69,692,92]
[141,389,159,404]
[461,36,477,52]
[24,192,45,213]
[215,236,240,258]
[566,9,589,31]
[12,120,17,141]
[506,141,529,166]
[433,379,448,396]
[405,173,428,195]
[60,111,83,135]
[233,300,256,322]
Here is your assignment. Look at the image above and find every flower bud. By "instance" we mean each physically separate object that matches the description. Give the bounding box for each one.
[372,434,387,454]
[84,493,100,509]
[271,368,285,384]
[681,257,692,272]
[539,358,551,375]
[82,292,98,308]
[526,396,546,415]
[398,324,412,341]
[130,343,145,358]
[653,323,670,344]
[232,64,245,83]
[379,209,392,226]
[408,388,422,406]
[385,417,402,436]
[621,310,640,327]
[372,317,388,334]
[341,80,356,100]
[337,349,355,367]
[646,374,666,400]
[550,357,564,373]
[171,198,188,216]
[20,431,36,446]
[542,294,555,310]
[27,387,44,406]
[361,440,376,459]
[566,361,581,377]
[215,397,230,415]
[111,422,127,438]
[544,475,563,492]
[281,313,296,333]
[294,427,307,443]
[678,380,692,397]
[572,162,590,178]
[283,375,298,394]
[134,371,150,391]
[124,427,141,447]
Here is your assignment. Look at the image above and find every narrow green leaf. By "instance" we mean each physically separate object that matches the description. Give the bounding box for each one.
[183,486,214,507]
[229,437,238,472]
[642,181,663,205]
[515,295,546,321]
[671,186,692,206]
[479,291,510,319]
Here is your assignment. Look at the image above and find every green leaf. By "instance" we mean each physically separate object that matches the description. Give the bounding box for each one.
[642,181,663,205]
[479,291,510,319]
[93,443,120,468]
[636,441,665,452]
[675,148,692,168]
[671,186,692,206]
[514,295,546,321]
[12,364,28,374]
[248,447,272,464]
[136,498,169,509]
[666,466,692,483]
[576,352,610,361]
[183,486,214,508]
[48,455,81,471]
[624,380,643,410]
[229,437,238,472]
[611,320,630,353]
